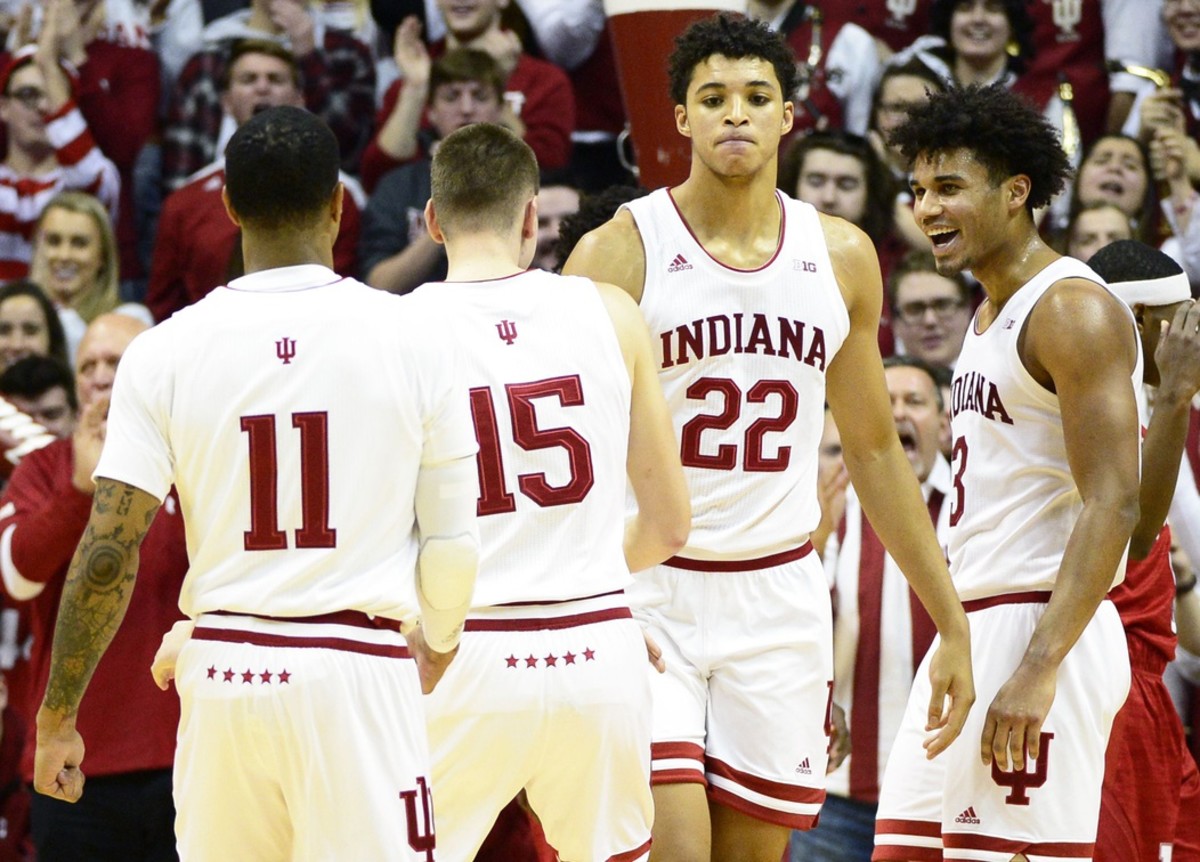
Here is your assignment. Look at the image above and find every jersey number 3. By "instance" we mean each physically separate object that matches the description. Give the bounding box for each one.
[469,375,595,516]
[241,412,337,551]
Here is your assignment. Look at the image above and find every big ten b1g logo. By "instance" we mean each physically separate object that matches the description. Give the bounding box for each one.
[990,732,1053,805]
[399,776,435,860]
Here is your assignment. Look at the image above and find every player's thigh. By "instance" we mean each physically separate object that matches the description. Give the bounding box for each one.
[425,632,539,862]
[172,640,291,862]
[649,783,711,862]
[524,619,653,862]
[874,642,945,862]
[942,603,1129,854]
[277,649,435,862]
[709,804,792,862]
[706,558,833,831]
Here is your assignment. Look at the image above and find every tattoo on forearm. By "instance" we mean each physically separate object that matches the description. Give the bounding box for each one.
[41,480,159,715]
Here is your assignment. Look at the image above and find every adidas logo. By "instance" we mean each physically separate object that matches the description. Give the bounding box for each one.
[794,758,812,775]
[667,253,693,273]
[954,806,981,825]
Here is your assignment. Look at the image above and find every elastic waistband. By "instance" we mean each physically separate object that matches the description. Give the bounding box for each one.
[663,541,814,573]
[465,590,632,632]
[962,590,1053,613]
[194,611,411,659]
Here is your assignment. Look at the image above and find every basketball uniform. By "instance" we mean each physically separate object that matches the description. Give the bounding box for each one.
[874,257,1138,861]
[414,270,652,862]
[622,188,850,828]
[96,264,478,861]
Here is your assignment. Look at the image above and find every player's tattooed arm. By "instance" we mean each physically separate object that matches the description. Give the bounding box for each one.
[40,478,161,716]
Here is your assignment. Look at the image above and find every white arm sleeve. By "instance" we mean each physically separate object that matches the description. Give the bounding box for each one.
[414,453,480,653]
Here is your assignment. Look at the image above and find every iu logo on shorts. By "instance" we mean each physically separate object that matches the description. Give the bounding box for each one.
[990,732,1053,805]
[399,776,435,860]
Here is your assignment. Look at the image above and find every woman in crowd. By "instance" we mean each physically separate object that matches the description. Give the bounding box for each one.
[0,281,68,372]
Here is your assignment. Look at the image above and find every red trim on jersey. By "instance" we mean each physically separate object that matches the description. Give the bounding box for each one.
[664,541,814,572]
[208,609,401,630]
[665,187,785,273]
[464,607,632,632]
[494,588,624,608]
[650,769,707,786]
[193,627,411,659]
[944,833,1094,857]
[872,819,942,862]
[651,741,706,784]
[607,839,652,862]
[962,590,1052,613]
[652,741,704,761]
[707,785,818,829]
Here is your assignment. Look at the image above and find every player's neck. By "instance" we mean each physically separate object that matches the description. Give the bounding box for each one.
[672,168,781,249]
[241,237,334,275]
[444,235,525,282]
[974,230,1059,309]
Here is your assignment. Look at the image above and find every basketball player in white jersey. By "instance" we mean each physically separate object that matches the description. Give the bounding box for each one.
[414,123,689,862]
[31,107,481,861]
[873,84,1141,861]
[563,14,974,862]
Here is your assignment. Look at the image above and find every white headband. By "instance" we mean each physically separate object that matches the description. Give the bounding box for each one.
[1107,272,1191,308]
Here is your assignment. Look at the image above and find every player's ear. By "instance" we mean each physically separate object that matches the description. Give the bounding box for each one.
[522,195,538,242]
[1008,174,1031,212]
[781,99,794,136]
[221,186,242,228]
[424,198,447,246]
[675,104,691,138]
[329,182,344,230]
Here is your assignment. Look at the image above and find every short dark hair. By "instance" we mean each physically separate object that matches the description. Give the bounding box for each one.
[553,184,650,272]
[1086,239,1186,284]
[667,13,798,106]
[219,39,301,92]
[871,59,946,130]
[884,354,946,411]
[431,123,539,237]
[224,106,340,229]
[0,280,69,368]
[778,130,897,243]
[429,49,506,107]
[888,83,1072,211]
[0,354,77,411]
[930,0,1035,75]
[888,249,972,311]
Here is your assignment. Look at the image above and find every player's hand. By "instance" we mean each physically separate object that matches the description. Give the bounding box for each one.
[1138,88,1186,142]
[33,710,85,803]
[826,701,850,773]
[151,619,195,691]
[473,27,521,76]
[642,627,665,673]
[979,662,1056,772]
[1156,300,1200,405]
[922,627,974,759]
[405,624,457,694]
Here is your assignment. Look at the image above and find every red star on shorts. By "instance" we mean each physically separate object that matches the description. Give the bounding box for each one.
[544,654,558,667]
[278,670,291,684]
[505,655,519,668]
[242,669,255,683]
[223,668,235,682]
[206,666,217,679]
[260,669,272,683]
[563,652,576,665]
[583,648,595,661]
[525,655,539,668]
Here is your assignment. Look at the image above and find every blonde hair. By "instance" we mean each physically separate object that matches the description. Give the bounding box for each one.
[31,191,120,323]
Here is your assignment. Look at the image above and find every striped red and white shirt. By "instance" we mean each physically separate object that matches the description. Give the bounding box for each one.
[0,99,120,281]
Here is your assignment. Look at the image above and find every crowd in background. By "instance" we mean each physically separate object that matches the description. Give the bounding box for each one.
[0,0,1195,859]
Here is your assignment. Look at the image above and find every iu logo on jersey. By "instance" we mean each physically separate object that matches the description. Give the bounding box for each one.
[496,320,518,345]
[399,776,436,860]
[275,337,296,364]
[990,732,1053,805]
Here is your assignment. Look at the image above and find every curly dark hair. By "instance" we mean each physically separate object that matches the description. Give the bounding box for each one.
[888,83,1072,211]
[667,13,798,106]
[929,0,1036,76]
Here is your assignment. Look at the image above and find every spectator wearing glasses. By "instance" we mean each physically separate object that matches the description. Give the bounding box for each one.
[888,250,974,372]
[0,7,119,283]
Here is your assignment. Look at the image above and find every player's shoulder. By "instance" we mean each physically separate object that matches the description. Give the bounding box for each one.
[562,209,646,301]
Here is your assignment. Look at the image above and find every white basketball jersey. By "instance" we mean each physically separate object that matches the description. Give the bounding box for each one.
[947,257,1140,600]
[413,270,632,607]
[96,265,478,621]
[623,189,850,559]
